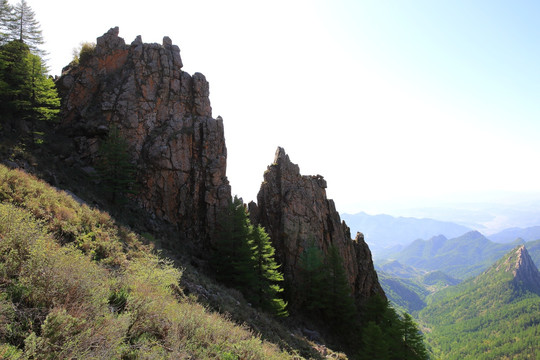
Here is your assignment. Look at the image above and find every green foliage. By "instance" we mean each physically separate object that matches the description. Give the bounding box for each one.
[0,40,59,127]
[419,248,540,359]
[324,245,358,330]
[71,41,95,66]
[358,295,430,360]
[96,126,138,204]
[0,165,294,359]
[377,271,428,313]
[212,196,256,291]
[0,0,13,45]
[297,242,357,331]
[392,231,519,280]
[297,240,327,312]
[8,1,44,56]
[212,196,287,317]
[250,224,288,316]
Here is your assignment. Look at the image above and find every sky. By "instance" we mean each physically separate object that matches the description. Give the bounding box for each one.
[19,0,540,216]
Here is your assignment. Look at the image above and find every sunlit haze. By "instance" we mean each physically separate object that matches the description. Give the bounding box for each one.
[24,0,540,217]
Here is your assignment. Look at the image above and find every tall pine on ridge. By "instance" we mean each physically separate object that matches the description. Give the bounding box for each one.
[9,0,44,56]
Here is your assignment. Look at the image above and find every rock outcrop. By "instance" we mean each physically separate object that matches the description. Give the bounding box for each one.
[251,147,385,307]
[505,246,540,295]
[56,27,231,251]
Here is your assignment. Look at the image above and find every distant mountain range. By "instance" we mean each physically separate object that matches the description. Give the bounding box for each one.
[384,231,526,279]
[341,212,472,258]
[419,246,540,359]
[342,211,540,262]
[488,225,540,243]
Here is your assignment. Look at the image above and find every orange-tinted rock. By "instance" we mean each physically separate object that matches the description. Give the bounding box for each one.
[57,27,231,251]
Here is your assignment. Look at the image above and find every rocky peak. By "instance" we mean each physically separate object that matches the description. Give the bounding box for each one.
[510,246,540,294]
[492,246,540,295]
[56,28,231,252]
[252,147,385,307]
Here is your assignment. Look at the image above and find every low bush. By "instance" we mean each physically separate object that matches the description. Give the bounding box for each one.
[0,165,296,359]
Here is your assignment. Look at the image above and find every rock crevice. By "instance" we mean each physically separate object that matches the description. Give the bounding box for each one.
[57,27,230,250]
[252,147,385,307]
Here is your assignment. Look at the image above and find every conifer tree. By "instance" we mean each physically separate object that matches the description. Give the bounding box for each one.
[0,0,13,44]
[298,241,327,313]
[212,196,256,292]
[95,126,137,205]
[400,313,429,360]
[360,321,390,360]
[324,245,358,329]
[0,40,59,126]
[249,224,288,316]
[359,295,429,360]
[26,52,59,120]
[9,0,44,56]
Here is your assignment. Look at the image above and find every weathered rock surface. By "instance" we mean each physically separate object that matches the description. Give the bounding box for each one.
[57,27,231,251]
[251,147,385,307]
[503,246,540,295]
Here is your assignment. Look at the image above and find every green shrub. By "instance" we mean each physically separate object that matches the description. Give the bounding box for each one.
[0,165,297,359]
[0,203,46,280]
[71,41,96,66]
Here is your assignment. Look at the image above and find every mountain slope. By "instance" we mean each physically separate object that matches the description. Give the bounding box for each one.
[376,261,460,313]
[377,271,429,313]
[489,225,540,243]
[419,246,540,359]
[0,165,317,359]
[389,231,523,279]
[341,212,471,257]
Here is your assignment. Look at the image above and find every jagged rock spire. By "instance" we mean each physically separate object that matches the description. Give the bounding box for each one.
[511,246,540,294]
[253,147,385,308]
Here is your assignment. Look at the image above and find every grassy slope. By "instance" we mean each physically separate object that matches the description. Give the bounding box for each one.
[0,164,327,359]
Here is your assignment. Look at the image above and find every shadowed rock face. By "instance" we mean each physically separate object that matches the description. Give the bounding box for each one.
[252,147,385,307]
[57,27,231,251]
[508,246,540,295]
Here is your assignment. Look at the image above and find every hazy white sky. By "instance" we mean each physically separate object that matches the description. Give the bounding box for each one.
[22,0,540,214]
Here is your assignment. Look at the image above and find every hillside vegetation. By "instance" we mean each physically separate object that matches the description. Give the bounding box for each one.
[418,247,540,359]
[388,232,523,279]
[0,164,301,359]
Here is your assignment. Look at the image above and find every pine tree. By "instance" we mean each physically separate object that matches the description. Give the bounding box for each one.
[249,224,288,316]
[400,313,429,360]
[359,295,429,360]
[26,53,59,121]
[0,0,13,44]
[324,245,358,329]
[212,196,256,292]
[360,321,391,360]
[9,0,44,56]
[298,241,327,313]
[95,126,137,205]
[0,40,59,127]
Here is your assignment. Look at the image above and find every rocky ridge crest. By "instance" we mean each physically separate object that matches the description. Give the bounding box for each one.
[57,27,231,251]
[55,28,385,308]
[251,147,385,307]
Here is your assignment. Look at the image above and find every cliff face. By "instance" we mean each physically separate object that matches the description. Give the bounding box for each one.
[57,27,231,250]
[252,147,385,306]
[503,246,540,295]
